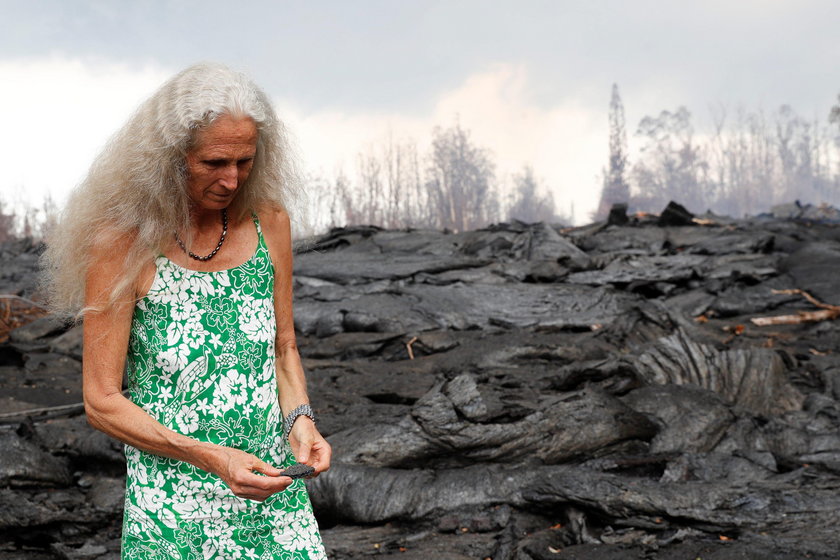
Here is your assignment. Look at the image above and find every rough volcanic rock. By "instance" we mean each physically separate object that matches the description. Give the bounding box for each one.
[0,431,72,487]
[522,466,840,555]
[658,201,694,226]
[630,328,804,415]
[779,241,840,305]
[3,205,840,559]
[328,379,657,468]
[621,385,734,454]
[0,238,43,298]
[308,463,535,524]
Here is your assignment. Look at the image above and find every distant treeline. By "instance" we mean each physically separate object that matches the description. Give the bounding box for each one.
[312,87,840,232]
[0,196,57,243]
[596,84,840,220]
[305,122,564,233]
[6,86,839,241]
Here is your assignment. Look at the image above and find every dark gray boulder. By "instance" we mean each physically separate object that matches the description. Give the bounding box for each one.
[779,241,840,305]
[631,329,804,415]
[294,251,489,285]
[0,431,73,487]
[308,463,535,524]
[522,465,840,545]
[621,385,734,454]
[329,378,657,468]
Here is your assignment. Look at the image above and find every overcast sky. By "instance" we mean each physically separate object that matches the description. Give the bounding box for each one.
[2,0,839,224]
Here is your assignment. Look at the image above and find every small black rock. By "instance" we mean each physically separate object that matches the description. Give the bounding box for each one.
[279,463,315,479]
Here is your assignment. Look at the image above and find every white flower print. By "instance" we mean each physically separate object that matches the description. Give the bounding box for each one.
[135,486,167,514]
[188,274,216,297]
[203,517,231,540]
[171,495,202,519]
[125,448,147,484]
[195,397,220,416]
[135,473,168,513]
[183,316,208,349]
[201,541,219,560]
[260,357,275,383]
[274,518,311,551]
[141,399,164,417]
[171,479,215,518]
[216,369,248,412]
[169,469,194,490]
[237,295,274,343]
[188,270,231,296]
[156,345,189,374]
[175,406,199,434]
[157,507,179,530]
[163,289,200,322]
[159,371,173,385]
[165,322,183,347]
[158,385,174,401]
[269,507,293,526]
[251,387,270,411]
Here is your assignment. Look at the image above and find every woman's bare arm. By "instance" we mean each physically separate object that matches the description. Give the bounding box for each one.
[82,231,292,500]
[261,207,332,474]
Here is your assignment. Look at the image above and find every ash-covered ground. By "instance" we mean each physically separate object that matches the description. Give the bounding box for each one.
[2,201,840,560]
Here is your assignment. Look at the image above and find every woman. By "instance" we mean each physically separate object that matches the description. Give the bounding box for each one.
[43,63,330,558]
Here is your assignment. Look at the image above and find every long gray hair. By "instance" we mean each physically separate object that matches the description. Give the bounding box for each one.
[42,62,301,316]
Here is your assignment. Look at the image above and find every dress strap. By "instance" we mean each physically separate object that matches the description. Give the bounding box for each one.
[251,212,268,255]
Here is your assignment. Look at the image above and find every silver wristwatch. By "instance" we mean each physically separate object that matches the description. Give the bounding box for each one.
[283,404,316,440]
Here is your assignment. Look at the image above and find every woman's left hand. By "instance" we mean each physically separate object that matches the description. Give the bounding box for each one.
[288,417,331,476]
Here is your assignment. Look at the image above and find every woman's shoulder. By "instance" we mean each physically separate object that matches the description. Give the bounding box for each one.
[87,223,139,261]
[254,204,291,237]
[252,204,292,267]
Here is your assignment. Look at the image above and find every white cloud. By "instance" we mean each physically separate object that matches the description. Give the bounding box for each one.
[0,55,171,206]
[433,64,605,219]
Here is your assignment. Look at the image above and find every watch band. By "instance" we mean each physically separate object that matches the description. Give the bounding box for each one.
[283,404,316,440]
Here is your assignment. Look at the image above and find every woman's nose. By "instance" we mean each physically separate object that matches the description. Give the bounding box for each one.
[219,164,239,190]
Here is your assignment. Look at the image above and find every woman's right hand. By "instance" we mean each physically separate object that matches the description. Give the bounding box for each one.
[208,446,294,501]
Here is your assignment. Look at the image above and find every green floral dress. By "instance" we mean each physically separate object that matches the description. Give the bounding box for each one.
[122,216,326,559]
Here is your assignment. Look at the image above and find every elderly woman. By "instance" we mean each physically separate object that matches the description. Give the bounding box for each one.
[43,63,330,558]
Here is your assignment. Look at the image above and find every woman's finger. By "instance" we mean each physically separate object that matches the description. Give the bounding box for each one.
[251,461,282,477]
[232,475,292,499]
[311,440,332,474]
[296,441,312,465]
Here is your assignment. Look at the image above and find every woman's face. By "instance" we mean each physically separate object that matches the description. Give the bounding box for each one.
[185,114,258,211]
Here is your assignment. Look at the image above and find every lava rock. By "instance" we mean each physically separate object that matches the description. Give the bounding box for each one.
[658,201,695,227]
[0,431,73,487]
[631,329,804,415]
[621,385,734,454]
[607,203,629,226]
[779,241,840,305]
